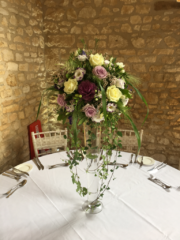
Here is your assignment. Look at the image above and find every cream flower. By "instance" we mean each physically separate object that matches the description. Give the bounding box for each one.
[64,79,78,94]
[121,95,129,106]
[115,78,125,89]
[116,62,125,68]
[106,85,122,102]
[92,112,104,123]
[104,60,110,66]
[89,53,104,67]
[74,68,86,81]
[78,55,87,61]
[75,50,79,56]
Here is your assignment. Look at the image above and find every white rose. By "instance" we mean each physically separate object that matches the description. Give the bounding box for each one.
[116,62,125,68]
[77,55,87,61]
[121,69,125,73]
[115,78,125,89]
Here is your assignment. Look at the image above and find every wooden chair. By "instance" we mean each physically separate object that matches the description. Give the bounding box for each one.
[31,129,67,158]
[117,129,143,154]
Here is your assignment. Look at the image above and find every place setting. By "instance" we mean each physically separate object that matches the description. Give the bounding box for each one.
[0,164,31,198]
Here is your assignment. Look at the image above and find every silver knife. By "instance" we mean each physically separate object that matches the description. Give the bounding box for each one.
[49,163,69,169]
[32,158,41,170]
[2,173,20,181]
[36,157,44,170]
[10,165,29,176]
[108,163,128,168]
[129,153,133,164]
[139,156,143,168]
[6,170,22,179]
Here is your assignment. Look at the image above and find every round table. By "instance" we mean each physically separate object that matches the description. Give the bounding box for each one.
[0,151,180,240]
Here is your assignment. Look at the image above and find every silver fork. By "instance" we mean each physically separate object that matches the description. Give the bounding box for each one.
[6,180,27,198]
[0,180,25,197]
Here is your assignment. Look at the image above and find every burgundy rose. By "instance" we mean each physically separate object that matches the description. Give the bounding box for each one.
[92,66,107,79]
[82,104,97,118]
[78,80,97,102]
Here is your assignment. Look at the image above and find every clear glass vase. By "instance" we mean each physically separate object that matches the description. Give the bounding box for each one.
[82,124,103,214]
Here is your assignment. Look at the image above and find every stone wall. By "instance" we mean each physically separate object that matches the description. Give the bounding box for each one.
[0,0,46,173]
[43,0,180,169]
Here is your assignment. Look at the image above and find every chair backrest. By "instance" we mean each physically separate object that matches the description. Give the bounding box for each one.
[31,129,67,158]
[117,129,143,154]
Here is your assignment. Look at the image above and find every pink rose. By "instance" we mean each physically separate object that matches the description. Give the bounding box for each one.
[82,104,97,118]
[92,66,108,79]
[57,94,66,107]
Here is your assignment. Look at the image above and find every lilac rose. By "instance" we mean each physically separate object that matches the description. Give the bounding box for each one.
[82,104,97,118]
[92,66,108,79]
[57,94,66,107]
[78,80,97,102]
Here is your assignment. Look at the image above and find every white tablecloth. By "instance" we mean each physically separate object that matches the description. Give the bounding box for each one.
[0,151,180,240]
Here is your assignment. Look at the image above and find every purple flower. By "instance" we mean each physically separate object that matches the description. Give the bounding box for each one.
[92,66,108,79]
[68,116,72,125]
[78,80,97,102]
[82,104,97,118]
[57,94,66,107]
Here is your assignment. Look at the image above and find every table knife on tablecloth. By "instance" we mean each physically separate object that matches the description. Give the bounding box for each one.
[32,158,41,170]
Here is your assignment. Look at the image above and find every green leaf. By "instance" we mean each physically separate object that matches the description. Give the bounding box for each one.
[78,116,87,126]
[46,86,60,92]
[86,153,98,159]
[120,89,132,99]
[98,81,107,122]
[127,81,149,125]
[117,131,122,137]
[117,101,141,153]
[36,96,42,121]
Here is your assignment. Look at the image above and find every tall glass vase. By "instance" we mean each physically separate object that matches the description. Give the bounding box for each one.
[82,124,103,214]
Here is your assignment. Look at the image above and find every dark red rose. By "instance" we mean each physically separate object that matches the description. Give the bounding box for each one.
[78,80,97,102]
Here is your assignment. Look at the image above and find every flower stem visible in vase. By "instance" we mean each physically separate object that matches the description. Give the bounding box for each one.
[82,124,103,214]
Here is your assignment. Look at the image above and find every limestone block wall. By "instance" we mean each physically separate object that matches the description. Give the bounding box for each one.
[0,0,47,173]
[43,0,180,169]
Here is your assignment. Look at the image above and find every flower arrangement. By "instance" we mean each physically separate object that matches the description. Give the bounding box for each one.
[38,40,148,207]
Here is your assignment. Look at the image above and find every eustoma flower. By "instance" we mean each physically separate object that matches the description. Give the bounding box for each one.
[92,112,104,123]
[116,62,125,68]
[77,55,87,61]
[115,78,125,89]
[121,96,129,106]
[74,68,86,81]
[92,66,107,79]
[65,104,74,112]
[78,80,97,102]
[82,104,97,118]
[106,103,117,112]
